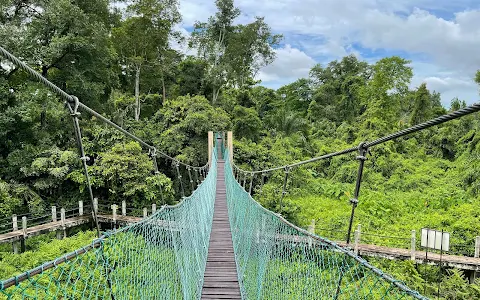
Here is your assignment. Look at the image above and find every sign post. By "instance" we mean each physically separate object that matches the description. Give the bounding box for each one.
[421,228,449,298]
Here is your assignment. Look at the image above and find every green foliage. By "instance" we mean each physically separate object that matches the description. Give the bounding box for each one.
[190,0,281,103]
[0,231,96,280]
[71,141,174,207]
[232,106,262,140]
[149,94,231,164]
[1,0,479,297]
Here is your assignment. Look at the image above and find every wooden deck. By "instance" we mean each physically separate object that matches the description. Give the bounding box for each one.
[272,234,480,271]
[0,214,141,244]
[337,242,480,271]
[201,159,242,299]
[0,216,91,244]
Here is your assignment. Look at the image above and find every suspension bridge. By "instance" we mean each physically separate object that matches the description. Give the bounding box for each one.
[1,45,480,299]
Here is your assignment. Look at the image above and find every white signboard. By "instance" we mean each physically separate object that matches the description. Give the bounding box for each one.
[421,228,449,251]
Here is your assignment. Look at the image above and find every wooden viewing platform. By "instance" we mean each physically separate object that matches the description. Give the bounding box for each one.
[201,159,242,299]
[0,214,142,245]
[337,242,480,272]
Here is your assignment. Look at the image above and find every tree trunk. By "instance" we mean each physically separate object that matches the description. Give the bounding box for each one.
[134,66,141,121]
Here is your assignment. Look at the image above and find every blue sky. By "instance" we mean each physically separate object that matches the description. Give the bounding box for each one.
[175,0,480,106]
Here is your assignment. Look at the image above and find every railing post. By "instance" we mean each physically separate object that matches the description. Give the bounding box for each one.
[20,216,27,253]
[61,208,66,238]
[227,131,233,163]
[21,216,27,238]
[61,208,66,227]
[122,201,126,216]
[52,206,57,222]
[12,214,19,252]
[111,204,117,229]
[354,224,361,255]
[152,204,156,214]
[248,173,254,195]
[346,143,368,244]
[93,197,98,215]
[475,236,480,258]
[208,131,213,167]
[79,201,84,216]
[187,167,194,192]
[143,208,148,218]
[411,230,416,261]
[12,215,18,231]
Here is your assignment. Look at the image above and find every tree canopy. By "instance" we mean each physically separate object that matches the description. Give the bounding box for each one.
[1,0,480,298]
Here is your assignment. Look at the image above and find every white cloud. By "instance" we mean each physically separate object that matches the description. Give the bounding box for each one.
[257,45,316,84]
[410,62,478,105]
[179,0,480,103]
[179,0,215,26]
[170,26,196,56]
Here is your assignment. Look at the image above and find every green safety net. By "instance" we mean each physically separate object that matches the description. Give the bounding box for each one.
[224,150,427,300]
[0,148,218,300]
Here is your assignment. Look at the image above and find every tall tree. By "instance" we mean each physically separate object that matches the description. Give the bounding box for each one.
[190,0,281,103]
[410,83,432,125]
[174,57,209,97]
[309,55,370,123]
[113,0,181,120]
[0,0,119,108]
[360,56,412,133]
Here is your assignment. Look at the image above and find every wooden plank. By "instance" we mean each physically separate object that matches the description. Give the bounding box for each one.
[201,160,242,299]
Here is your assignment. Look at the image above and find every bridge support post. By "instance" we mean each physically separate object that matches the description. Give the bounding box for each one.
[227,131,233,163]
[467,269,479,284]
[143,208,148,218]
[411,230,416,261]
[346,143,368,244]
[79,201,84,216]
[12,242,19,254]
[20,238,25,253]
[152,204,156,214]
[354,224,361,255]
[122,201,126,216]
[208,131,214,167]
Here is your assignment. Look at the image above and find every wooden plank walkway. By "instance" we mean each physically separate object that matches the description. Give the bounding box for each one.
[0,215,141,244]
[0,216,91,244]
[336,242,480,271]
[201,159,242,299]
[274,234,480,271]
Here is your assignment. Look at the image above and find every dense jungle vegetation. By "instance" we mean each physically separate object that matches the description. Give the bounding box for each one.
[1,0,480,298]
